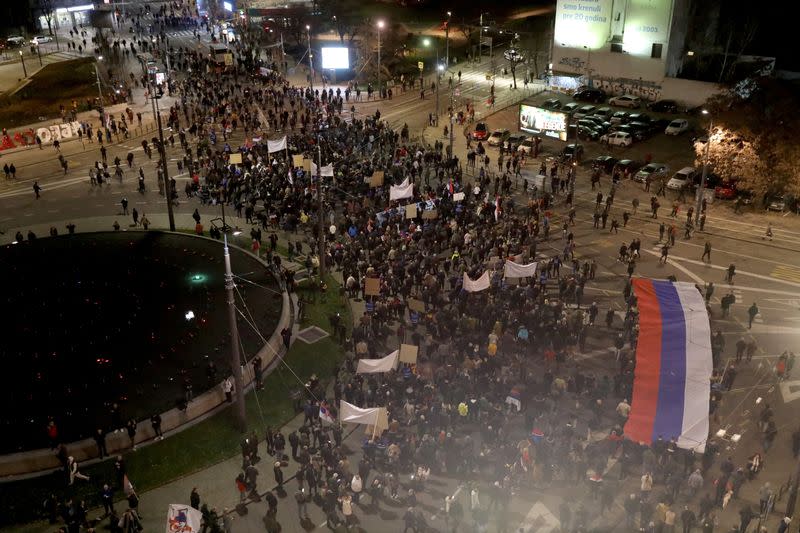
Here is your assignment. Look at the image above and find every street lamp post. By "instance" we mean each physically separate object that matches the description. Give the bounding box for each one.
[445,11,451,69]
[223,234,247,433]
[94,57,105,130]
[376,20,385,94]
[306,25,313,90]
[139,57,176,231]
[423,38,440,123]
[695,109,712,225]
[19,51,27,78]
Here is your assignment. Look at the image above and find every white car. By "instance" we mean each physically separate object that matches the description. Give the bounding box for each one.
[487,129,510,147]
[600,131,633,147]
[666,167,697,190]
[665,119,689,135]
[30,35,53,45]
[608,95,642,109]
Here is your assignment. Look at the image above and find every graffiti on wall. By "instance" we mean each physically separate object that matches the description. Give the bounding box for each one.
[557,56,587,71]
[0,121,84,151]
[594,77,663,102]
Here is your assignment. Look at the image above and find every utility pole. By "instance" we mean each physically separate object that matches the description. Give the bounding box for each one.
[448,86,454,163]
[695,111,712,226]
[280,33,285,73]
[316,135,326,279]
[224,235,247,433]
[479,13,483,59]
[94,59,104,129]
[376,20,385,93]
[306,25,313,90]
[141,57,176,231]
[445,11,451,70]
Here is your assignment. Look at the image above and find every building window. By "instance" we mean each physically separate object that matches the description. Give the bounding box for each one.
[611,43,623,53]
[651,43,663,59]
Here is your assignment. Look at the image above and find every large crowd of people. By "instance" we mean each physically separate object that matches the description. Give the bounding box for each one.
[9,2,795,533]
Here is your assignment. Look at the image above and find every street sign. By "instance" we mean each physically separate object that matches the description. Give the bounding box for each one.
[418,61,424,70]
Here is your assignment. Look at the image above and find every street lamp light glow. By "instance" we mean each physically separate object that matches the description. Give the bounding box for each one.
[377,20,385,29]
[305,24,310,30]
[702,109,709,115]
[437,64,444,71]
[423,38,431,47]
[447,11,452,17]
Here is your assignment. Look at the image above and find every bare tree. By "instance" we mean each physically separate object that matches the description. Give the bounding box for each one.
[38,0,54,36]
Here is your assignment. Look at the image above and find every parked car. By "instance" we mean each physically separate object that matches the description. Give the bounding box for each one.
[592,155,619,174]
[609,111,629,125]
[540,99,563,110]
[487,129,510,146]
[30,35,53,44]
[767,194,786,211]
[714,180,739,200]
[647,99,679,113]
[572,125,602,141]
[600,131,634,147]
[573,105,597,120]
[665,119,689,135]
[609,124,647,142]
[5,36,26,48]
[577,118,607,132]
[667,167,698,190]
[634,163,669,183]
[562,102,580,115]
[504,133,528,151]
[472,122,488,140]
[573,88,606,103]
[627,113,652,124]
[608,95,642,108]
[613,159,644,177]
[559,143,584,163]
[628,122,656,140]
[592,107,614,120]
[517,137,537,154]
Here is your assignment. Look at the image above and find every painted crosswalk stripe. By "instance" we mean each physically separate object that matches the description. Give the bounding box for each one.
[772,265,800,283]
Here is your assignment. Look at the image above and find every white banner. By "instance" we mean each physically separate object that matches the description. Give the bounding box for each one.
[267,136,287,153]
[356,350,399,374]
[390,178,414,201]
[311,162,334,177]
[339,401,387,428]
[504,260,538,278]
[166,504,203,533]
[463,271,490,292]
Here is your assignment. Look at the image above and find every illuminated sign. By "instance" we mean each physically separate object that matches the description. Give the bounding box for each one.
[519,105,569,141]
[553,0,613,50]
[321,47,350,69]
[223,1,233,11]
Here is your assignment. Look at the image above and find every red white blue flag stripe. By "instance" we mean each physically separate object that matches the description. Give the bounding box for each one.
[624,279,712,452]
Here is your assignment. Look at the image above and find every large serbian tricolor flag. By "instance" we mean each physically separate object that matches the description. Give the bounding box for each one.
[624,279,713,452]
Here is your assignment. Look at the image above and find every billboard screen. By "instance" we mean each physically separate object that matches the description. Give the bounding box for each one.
[520,105,569,141]
[321,47,350,69]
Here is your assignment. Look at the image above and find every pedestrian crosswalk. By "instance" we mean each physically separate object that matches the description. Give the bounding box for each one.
[771,265,800,283]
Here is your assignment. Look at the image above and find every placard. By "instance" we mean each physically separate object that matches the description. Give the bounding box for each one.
[303,159,312,172]
[364,277,380,296]
[370,171,385,187]
[405,204,417,219]
[453,192,465,202]
[292,154,304,168]
[399,344,419,364]
[421,209,438,220]
[228,152,242,164]
[408,299,426,313]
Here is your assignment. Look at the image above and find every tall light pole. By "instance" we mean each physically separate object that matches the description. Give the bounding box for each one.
[19,50,27,78]
[223,234,247,432]
[445,11,451,70]
[316,134,326,279]
[94,56,105,130]
[306,24,313,90]
[423,38,440,124]
[139,56,176,231]
[695,109,712,225]
[376,20,385,94]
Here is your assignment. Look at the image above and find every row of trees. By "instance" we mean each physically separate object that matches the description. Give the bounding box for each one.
[695,78,800,199]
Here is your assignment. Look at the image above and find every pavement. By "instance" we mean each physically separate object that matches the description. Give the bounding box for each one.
[4,12,800,533]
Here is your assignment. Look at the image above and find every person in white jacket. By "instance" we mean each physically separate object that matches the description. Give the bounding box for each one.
[351,474,363,504]
[68,456,90,485]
